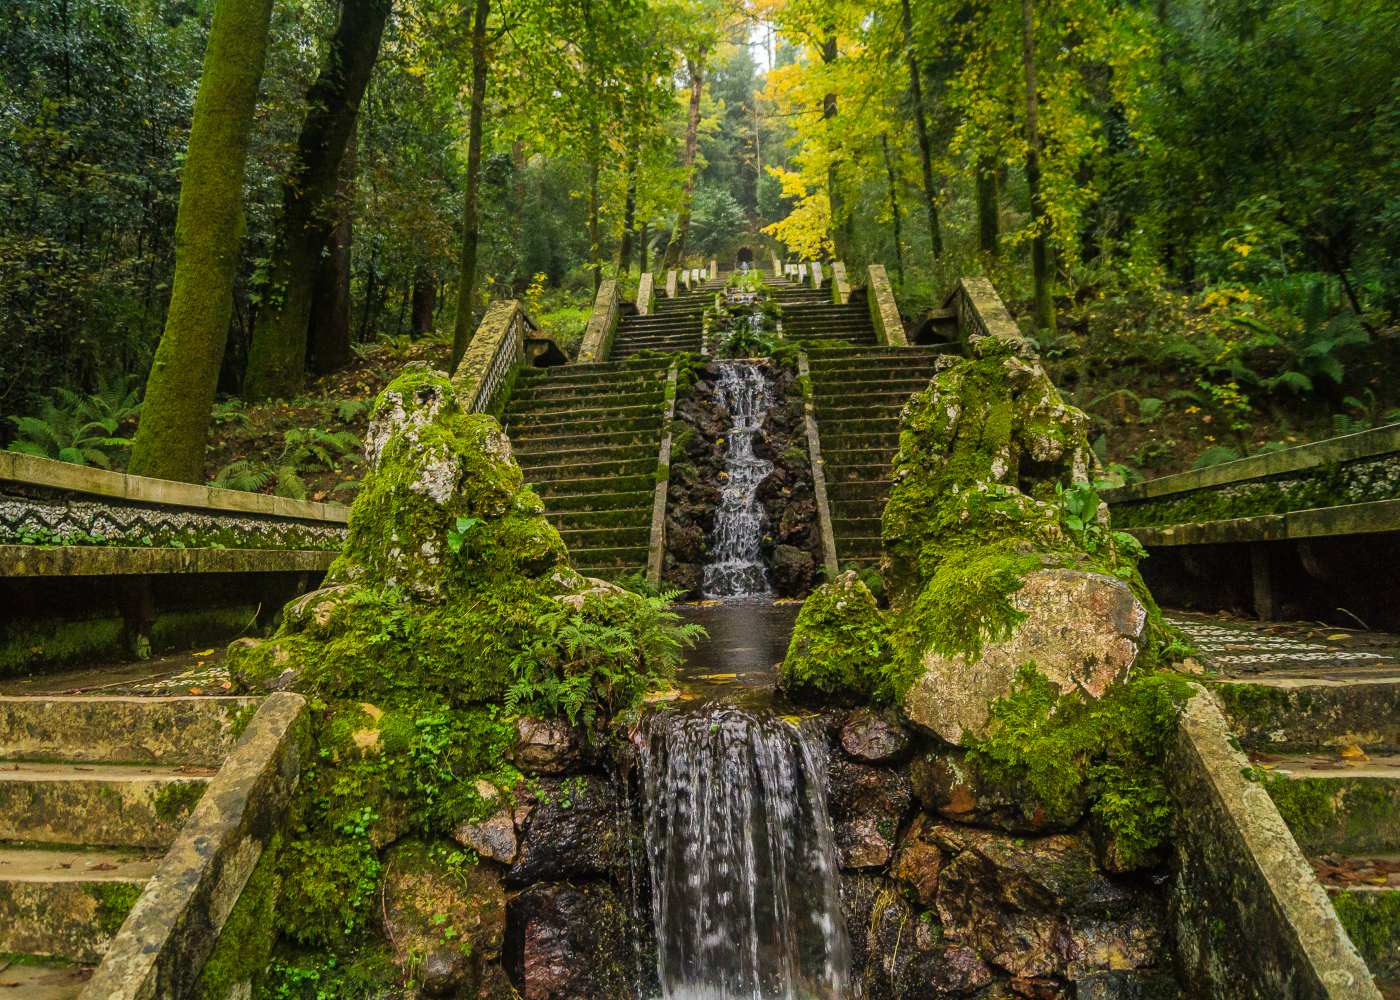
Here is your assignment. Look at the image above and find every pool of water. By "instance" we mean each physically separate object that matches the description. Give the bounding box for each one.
[673,598,801,703]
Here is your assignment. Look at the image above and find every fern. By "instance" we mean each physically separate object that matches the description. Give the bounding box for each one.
[211,460,274,492]
[7,378,139,469]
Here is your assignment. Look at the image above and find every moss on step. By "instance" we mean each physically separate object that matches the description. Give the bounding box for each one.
[1263,770,1400,854]
[153,780,206,823]
[88,881,144,937]
[1331,889,1400,980]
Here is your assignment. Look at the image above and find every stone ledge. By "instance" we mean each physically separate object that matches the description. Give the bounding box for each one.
[1167,687,1379,998]
[1123,498,1400,547]
[0,544,336,577]
[1109,424,1400,504]
[80,691,310,1000]
[866,264,907,347]
[577,279,621,364]
[0,452,348,525]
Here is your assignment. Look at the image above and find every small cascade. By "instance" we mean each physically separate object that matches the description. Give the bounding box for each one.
[703,361,773,597]
[639,705,852,1000]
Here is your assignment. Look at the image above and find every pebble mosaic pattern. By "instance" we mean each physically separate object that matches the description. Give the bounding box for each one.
[1170,613,1400,674]
[0,494,345,551]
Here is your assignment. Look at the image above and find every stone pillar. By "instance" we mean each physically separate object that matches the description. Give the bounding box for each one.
[666,269,678,298]
[772,252,783,278]
[636,272,655,316]
[709,259,718,280]
[797,263,808,284]
[1251,542,1277,621]
[866,264,907,346]
[831,262,850,304]
[577,279,621,363]
[810,261,824,290]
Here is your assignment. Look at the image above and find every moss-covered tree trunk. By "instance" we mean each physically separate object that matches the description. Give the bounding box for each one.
[1020,0,1056,335]
[307,129,356,375]
[881,134,905,284]
[243,0,391,400]
[127,0,274,483]
[450,0,491,371]
[617,152,637,274]
[900,0,942,258]
[663,54,705,270]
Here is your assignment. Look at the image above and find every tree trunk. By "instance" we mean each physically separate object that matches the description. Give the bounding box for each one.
[411,265,435,337]
[1020,0,1056,335]
[511,138,526,278]
[636,220,649,276]
[976,154,999,255]
[820,35,850,260]
[881,134,905,285]
[663,53,705,270]
[617,152,637,274]
[128,0,274,482]
[307,127,356,375]
[588,154,601,292]
[450,0,491,371]
[243,0,391,400]
[900,0,942,257]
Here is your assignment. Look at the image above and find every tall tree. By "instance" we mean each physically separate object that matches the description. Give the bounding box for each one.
[900,0,942,257]
[243,0,391,399]
[128,0,274,482]
[1020,0,1055,334]
[663,51,707,269]
[307,129,356,375]
[450,0,491,370]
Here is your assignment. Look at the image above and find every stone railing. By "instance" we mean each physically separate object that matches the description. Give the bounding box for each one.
[1168,688,1380,998]
[944,276,1032,355]
[666,269,678,298]
[452,298,537,412]
[830,261,851,304]
[709,259,718,280]
[576,279,622,364]
[772,252,783,278]
[636,271,656,315]
[0,452,348,577]
[1107,424,1400,539]
[810,261,824,290]
[866,264,907,347]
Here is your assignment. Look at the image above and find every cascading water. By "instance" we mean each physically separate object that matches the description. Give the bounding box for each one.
[640,706,852,1000]
[702,362,773,598]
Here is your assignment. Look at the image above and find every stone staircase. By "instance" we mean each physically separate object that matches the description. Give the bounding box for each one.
[0,695,246,997]
[611,307,702,359]
[808,346,954,571]
[783,301,877,346]
[505,358,671,580]
[1180,615,1400,996]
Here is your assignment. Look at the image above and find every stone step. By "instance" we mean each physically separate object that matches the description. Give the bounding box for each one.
[540,487,654,509]
[535,474,656,498]
[792,334,877,346]
[509,376,666,403]
[785,320,877,332]
[515,443,657,468]
[618,321,703,335]
[613,341,701,355]
[0,761,210,850]
[821,434,901,457]
[507,413,662,438]
[1321,879,1400,987]
[807,346,953,367]
[826,480,893,503]
[833,516,882,537]
[559,526,651,549]
[1213,674,1400,753]
[570,544,650,568]
[824,462,897,484]
[817,395,918,416]
[516,457,657,483]
[512,425,658,449]
[822,451,896,475]
[0,845,158,962]
[1258,751,1400,855]
[544,506,652,531]
[508,389,662,415]
[836,535,883,558]
[817,416,905,437]
[0,696,255,767]
[614,330,702,343]
[516,359,671,382]
[811,373,931,391]
[828,498,886,520]
[507,400,660,424]
[0,959,92,999]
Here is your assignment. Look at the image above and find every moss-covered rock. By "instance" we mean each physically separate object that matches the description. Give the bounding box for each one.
[780,570,893,702]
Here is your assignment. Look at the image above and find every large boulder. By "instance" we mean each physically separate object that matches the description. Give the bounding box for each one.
[382,840,506,996]
[827,758,912,870]
[780,571,891,703]
[902,568,1147,745]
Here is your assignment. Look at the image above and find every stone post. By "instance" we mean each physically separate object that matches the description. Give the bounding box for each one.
[866,264,907,346]
[577,279,621,363]
[831,262,851,304]
[810,261,824,290]
[797,263,808,284]
[772,252,783,278]
[636,272,655,316]
[666,269,678,298]
[709,259,718,280]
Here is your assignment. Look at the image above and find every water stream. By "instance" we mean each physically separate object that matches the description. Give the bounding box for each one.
[639,706,852,1000]
[702,361,774,598]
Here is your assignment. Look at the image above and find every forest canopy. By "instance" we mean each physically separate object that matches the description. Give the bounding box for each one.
[3,0,1398,482]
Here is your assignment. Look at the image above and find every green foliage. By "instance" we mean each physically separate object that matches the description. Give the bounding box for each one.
[7,374,142,468]
[968,666,1194,868]
[781,573,894,702]
[277,835,383,951]
[210,426,359,499]
[506,588,702,724]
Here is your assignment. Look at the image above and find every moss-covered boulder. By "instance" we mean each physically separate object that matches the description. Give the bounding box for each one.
[780,570,892,703]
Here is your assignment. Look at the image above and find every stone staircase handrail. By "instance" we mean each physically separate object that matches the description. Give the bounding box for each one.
[637,271,656,316]
[943,276,1033,356]
[830,262,851,304]
[452,298,539,412]
[866,264,907,347]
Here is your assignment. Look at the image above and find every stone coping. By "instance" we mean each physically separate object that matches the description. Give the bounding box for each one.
[1167,686,1379,998]
[1108,424,1400,503]
[0,543,336,577]
[646,363,681,586]
[944,277,1032,355]
[830,261,851,305]
[0,452,348,524]
[578,279,621,363]
[1122,497,1400,547]
[797,352,840,576]
[81,691,310,1000]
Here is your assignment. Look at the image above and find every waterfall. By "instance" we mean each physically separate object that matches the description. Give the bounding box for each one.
[703,362,773,598]
[640,706,852,1000]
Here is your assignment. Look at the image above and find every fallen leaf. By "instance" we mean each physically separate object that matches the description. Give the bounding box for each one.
[88,862,117,871]
[1340,745,1369,762]
[192,648,215,657]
